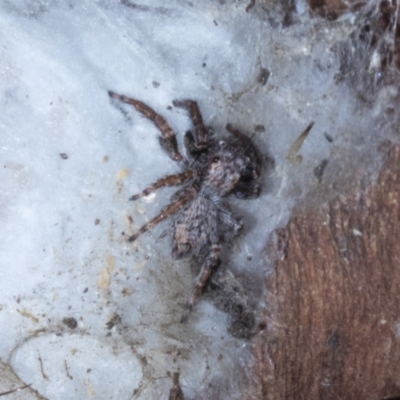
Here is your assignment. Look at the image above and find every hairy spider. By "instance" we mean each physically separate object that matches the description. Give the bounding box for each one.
[108,91,262,322]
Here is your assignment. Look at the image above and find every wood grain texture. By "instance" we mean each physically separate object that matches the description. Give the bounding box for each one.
[252,144,400,400]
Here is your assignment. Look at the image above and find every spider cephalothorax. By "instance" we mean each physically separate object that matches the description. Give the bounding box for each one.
[108,91,262,322]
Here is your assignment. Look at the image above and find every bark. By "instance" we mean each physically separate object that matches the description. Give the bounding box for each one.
[252,143,400,400]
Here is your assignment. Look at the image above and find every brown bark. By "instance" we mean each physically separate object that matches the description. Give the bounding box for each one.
[252,143,400,400]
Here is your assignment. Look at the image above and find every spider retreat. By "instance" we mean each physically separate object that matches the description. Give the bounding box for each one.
[109,90,262,322]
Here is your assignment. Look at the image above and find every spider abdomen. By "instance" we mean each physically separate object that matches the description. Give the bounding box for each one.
[172,196,219,259]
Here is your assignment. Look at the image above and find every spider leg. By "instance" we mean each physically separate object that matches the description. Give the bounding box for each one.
[180,243,221,323]
[128,186,198,242]
[218,206,244,238]
[183,131,202,157]
[130,170,198,200]
[108,91,185,163]
[225,123,247,141]
[173,100,210,150]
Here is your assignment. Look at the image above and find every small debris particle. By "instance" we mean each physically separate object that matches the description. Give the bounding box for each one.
[324,132,333,142]
[94,218,100,225]
[103,155,109,162]
[121,287,133,296]
[117,168,129,180]
[254,124,265,133]
[62,317,78,329]
[17,309,39,323]
[38,355,49,381]
[64,360,73,380]
[258,321,267,330]
[134,259,148,272]
[152,81,160,88]
[97,267,110,291]
[83,287,88,293]
[59,153,68,160]
[313,159,328,181]
[287,121,314,165]
[106,314,121,329]
[258,67,270,85]
[246,0,255,12]
[87,385,95,397]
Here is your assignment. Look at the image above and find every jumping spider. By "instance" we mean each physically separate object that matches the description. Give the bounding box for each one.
[109,91,262,322]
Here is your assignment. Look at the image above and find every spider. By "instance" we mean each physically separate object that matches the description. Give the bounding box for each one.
[108,91,262,322]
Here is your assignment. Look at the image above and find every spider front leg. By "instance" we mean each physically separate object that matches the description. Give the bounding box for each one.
[130,170,198,200]
[173,99,211,151]
[108,91,185,163]
[180,243,221,323]
[183,131,202,157]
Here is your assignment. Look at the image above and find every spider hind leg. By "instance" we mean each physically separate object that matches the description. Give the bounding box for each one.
[180,243,221,323]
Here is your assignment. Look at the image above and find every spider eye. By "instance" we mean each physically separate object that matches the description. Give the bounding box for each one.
[213,157,220,163]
